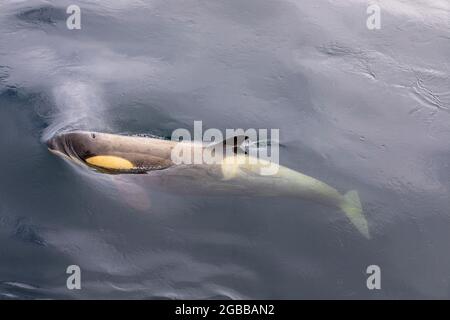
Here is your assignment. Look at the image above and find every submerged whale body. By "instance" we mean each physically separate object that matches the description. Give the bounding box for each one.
[47,131,370,238]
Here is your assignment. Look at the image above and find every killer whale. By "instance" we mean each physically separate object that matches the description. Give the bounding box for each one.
[47,131,370,238]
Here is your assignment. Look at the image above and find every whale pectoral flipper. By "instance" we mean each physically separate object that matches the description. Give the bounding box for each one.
[340,190,370,239]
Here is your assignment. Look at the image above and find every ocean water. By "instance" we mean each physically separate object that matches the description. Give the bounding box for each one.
[0,0,450,299]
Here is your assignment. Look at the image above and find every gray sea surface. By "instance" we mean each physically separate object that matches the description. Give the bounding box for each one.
[0,0,450,299]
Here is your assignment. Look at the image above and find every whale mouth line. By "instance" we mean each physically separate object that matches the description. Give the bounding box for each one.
[47,131,86,162]
[47,133,101,171]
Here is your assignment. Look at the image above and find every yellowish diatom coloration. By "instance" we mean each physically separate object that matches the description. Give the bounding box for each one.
[86,155,134,170]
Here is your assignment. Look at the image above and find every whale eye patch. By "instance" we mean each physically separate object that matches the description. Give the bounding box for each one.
[85,155,134,170]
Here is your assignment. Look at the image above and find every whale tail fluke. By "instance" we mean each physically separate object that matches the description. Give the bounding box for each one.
[340,190,370,239]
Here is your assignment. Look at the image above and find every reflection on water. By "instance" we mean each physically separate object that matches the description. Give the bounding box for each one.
[0,0,450,299]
